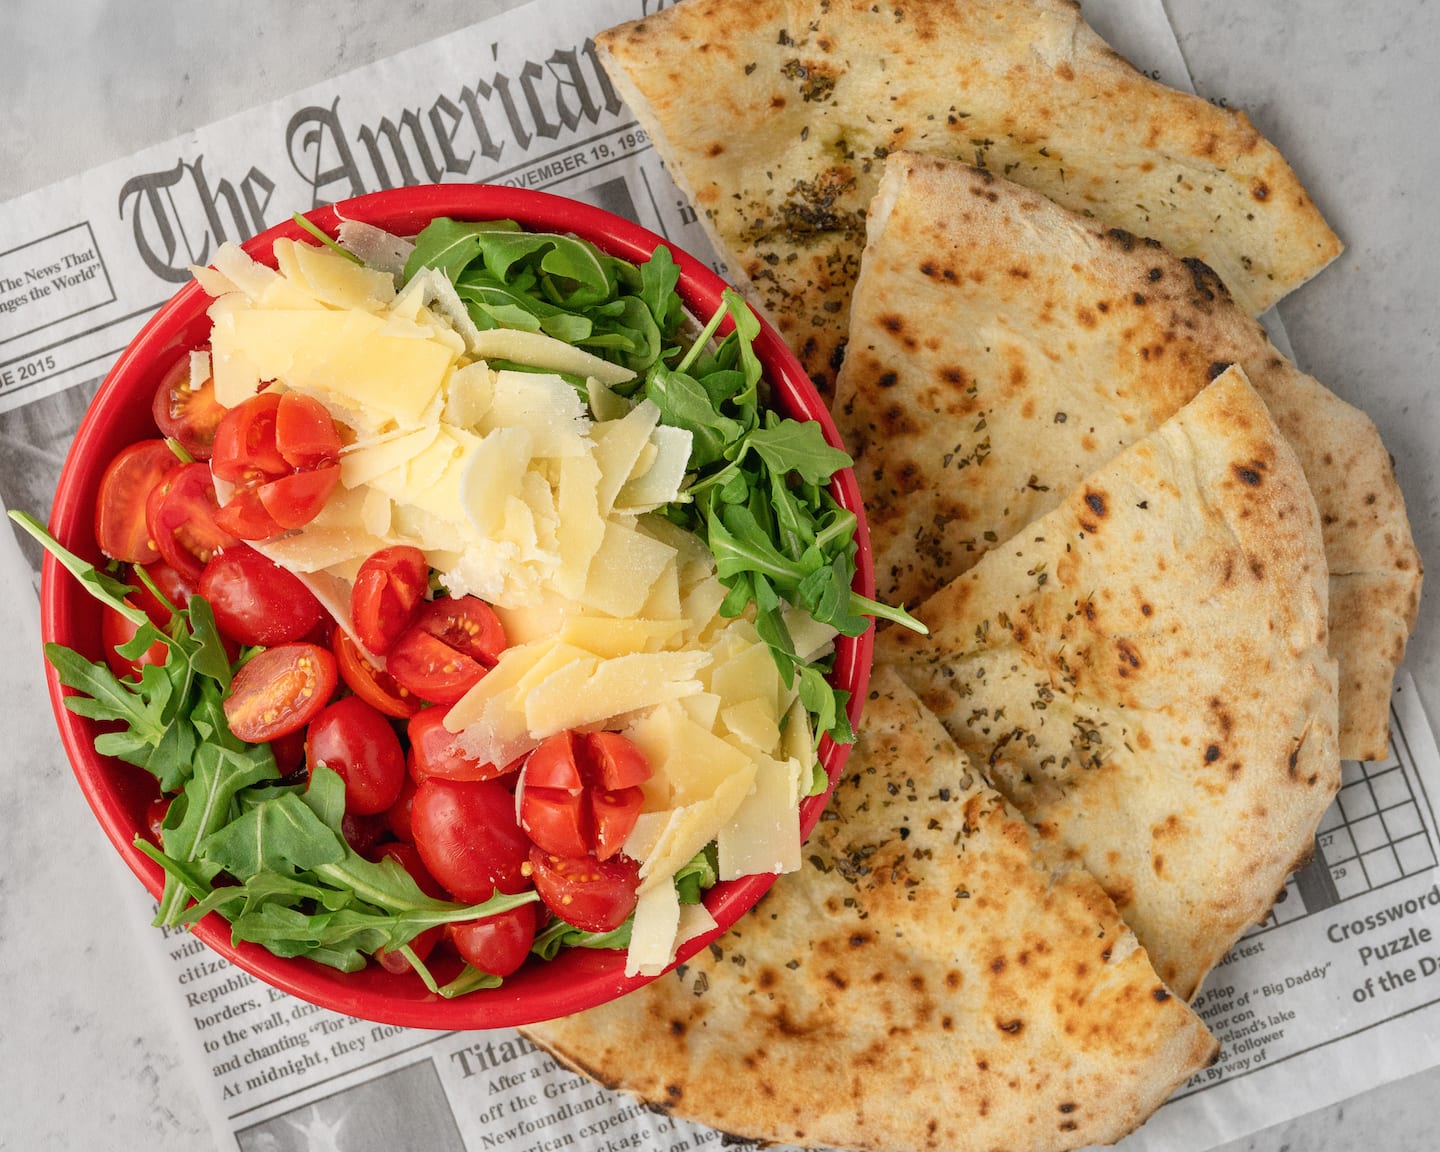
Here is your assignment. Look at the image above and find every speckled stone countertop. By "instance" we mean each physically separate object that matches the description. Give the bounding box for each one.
[1,1,1436,1148]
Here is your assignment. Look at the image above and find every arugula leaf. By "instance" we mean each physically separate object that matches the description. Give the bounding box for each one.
[438,966,505,998]
[10,511,151,627]
[674,843,719,905]
[531,916,633,961]
[744,419,853,486]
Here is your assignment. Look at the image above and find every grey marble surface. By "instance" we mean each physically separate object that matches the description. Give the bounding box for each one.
[1,1,1437,1149]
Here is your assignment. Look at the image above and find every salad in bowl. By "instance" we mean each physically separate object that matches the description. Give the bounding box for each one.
[25,185,914,1027]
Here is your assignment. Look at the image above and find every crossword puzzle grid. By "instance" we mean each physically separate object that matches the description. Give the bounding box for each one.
[1252,750,1437,932]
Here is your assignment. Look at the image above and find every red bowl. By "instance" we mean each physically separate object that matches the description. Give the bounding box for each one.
[41,184,874,1029]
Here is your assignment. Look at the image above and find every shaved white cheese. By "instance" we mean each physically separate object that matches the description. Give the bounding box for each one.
[717,753,803,881]
[217,308,455,431]
[587,377,633,423]
[558,616,686,658]
[637,761,757,893]
[290,239,396,310]
[481,371,590,458]
[553,454,605,599]
[468,328,636,386]
[526,650,709,737]
[188,350,212,393]
[615,425,693,512]
[626,881,681,977]
[722,698,783,752]
[460,427,533,539]
[211,242,282,302]
[443,362,496,429]
[340,425,440,489]
[390,267,485,353]
[189,263,237,298]
[336,219,414,277]
[591,401,660,516]
[579,519,677,618]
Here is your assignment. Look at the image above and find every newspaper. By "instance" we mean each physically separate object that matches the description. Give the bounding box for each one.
[3,0,1437,1149]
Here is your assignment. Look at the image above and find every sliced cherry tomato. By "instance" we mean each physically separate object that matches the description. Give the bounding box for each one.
[587,732,653,789]
[256,468,340,531]
[590,786,645,863]
[224,642,337,743]
[352,546,429,655]
[386,630,483,706]
[520,786,591,857]
[333,630,421,719]
[212,392,286,482]
[371,843,446,974]
[449,903,538,978]
[211,484,284,540]
[528,848,640,933]
[407,706,508,782]
[305,695,406,816]
[387,596,507,705]
[411,778,531,902]
[152,352,225,460]
[94,439,181,564]
[199,543,325,647]
[274,392,343,468]
[146,462,238,582]
[525,731,585,791]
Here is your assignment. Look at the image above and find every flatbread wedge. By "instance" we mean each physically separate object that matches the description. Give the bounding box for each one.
[836,151,1420,760]
[877,366,1340,999]
[524,664,1217,1152]
[595,0,1342,394]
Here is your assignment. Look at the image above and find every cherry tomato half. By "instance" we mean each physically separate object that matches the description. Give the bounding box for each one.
[411,777,531,902]
[306,695,406,816]
[528,847,640,933]
[224,642,337,743]
[588,731,654,789]
[94,439,181,564]
[199,544,325,647]
[519,786,590,858]
[333,630,421,719]
[146,462,238,582]
[387,596,507,706]
[152,352,225,460]
[352,545,429,655]
[407,706,508,782]
[449,903,538,978]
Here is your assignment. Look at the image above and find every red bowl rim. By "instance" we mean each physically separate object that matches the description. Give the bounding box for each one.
[40,184,875,1029]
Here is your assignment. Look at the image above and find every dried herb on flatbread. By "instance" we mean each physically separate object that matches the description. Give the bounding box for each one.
[835,152,1419,759]
[878,367,1340,998]
[596,0,1341,394]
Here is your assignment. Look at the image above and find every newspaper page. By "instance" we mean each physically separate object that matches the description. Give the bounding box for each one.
[3,0,1436,1150]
